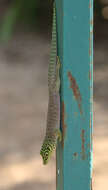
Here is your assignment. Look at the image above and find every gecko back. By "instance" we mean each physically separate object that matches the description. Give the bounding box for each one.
[40,2,61,165]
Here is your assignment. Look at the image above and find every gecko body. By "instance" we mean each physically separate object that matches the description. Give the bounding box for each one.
[40,2,61,165]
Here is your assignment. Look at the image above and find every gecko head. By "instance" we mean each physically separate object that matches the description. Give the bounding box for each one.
[40,140,56,165]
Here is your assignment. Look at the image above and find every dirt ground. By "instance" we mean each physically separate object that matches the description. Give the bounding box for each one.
[0,19,108,190]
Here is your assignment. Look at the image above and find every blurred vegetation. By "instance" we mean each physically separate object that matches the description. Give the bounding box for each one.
[0,0,51,41]
[0,0,107,42]
[94,0,102,18]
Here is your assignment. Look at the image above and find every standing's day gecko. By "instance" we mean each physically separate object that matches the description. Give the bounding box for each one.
[40,1,61,165]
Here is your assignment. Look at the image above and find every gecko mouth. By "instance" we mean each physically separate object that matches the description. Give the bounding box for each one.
[40,150,52,165]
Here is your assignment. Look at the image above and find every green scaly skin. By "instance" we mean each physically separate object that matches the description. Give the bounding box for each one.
[40,1,61,165]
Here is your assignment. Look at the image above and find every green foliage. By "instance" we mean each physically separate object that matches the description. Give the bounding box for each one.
[94,0,103,18]
[0,1,22,41]
[0,0,49,41]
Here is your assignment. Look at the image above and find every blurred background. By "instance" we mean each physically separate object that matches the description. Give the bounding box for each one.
[0,0,108,190]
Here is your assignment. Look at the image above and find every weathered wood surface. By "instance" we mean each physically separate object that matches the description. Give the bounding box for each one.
[56,0,93,189]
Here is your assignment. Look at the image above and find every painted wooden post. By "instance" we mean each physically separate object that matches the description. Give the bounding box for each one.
[56,0,93,190]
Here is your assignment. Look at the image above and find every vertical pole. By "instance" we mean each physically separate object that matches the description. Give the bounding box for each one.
[56,0,93,189]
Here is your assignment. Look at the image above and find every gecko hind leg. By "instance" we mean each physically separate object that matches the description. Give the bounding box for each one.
[54,129,62,142]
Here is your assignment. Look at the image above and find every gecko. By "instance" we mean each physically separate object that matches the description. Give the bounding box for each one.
[40,1,61,165]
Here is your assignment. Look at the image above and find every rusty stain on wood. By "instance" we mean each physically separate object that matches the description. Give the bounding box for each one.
[89,36,91,56]
[90,117,91,128]
[90,19,93,26]
[89,31,93,56]
[81,129,86,160]
[73,152,78,160]
[88,70,91,80]
[68,71,83,115]
[62,101,67,148]
[74,152,78,157]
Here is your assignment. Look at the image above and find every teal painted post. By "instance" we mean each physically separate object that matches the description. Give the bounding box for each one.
[56,0,93,190]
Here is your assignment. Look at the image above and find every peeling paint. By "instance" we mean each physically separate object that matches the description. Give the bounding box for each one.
[88,70,91,80]
[62,101,67,148]
[73,152,78,160]
[89,37,92,56]
[90,118,91,129]
[81,129,86,160]
[74,152,78,157]
[90,19,93,26]
[89,31,93,56]
[68,71,83,115]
